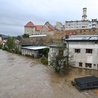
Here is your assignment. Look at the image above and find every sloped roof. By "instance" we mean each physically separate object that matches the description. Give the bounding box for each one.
[24,21,34,27]
[35,25,43,31]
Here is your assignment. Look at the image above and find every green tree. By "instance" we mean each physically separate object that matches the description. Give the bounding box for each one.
[6,37,15,51]
[22,34,29,38]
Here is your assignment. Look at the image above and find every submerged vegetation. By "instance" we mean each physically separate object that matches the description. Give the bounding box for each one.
[2,37,21,54]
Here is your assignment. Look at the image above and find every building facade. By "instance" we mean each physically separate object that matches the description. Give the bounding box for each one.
[65,8,98,30]
[64,35,98,70]
[48,44,68,67]
[24,21,55,36]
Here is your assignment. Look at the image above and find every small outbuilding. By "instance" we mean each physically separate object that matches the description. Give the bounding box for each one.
[74,76,98,90]
[21,46,48,58]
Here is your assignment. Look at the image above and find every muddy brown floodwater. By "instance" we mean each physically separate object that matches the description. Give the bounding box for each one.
[0,49,98,98]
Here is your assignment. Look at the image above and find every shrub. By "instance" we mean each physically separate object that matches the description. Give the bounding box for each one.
[41,56,48,65]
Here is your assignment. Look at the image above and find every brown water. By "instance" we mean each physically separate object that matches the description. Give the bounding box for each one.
[0,50,98,98]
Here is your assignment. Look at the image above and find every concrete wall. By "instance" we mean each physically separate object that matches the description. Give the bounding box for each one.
[68,41,98,70]
[21,49,38,58]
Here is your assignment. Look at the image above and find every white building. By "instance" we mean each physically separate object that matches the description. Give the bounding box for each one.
[64,35,98,70]
[21,46,48,58]
[65,8,98,30]
[48,44,68,66]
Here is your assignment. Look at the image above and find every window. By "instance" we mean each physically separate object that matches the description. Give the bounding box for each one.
[85,63,92,68]
[79,62,83,67]
[75,49,80,53]
[86,49,92,53]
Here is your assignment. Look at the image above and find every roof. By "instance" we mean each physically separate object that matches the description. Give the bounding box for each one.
[35,25,43,31]
[49,44,66,48]
[24,21,34,27]
[22,46,48,50]
[75,76,98,84]
[64,35,98,41]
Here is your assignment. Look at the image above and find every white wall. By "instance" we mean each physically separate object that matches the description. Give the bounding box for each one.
[68,41,98,70]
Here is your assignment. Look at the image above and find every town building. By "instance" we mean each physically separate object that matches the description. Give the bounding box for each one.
[24,21,43,35]
[24,21,55,36]
[21,46,48,58]
[55,22,65,31]
[64,35,98,70]
[48,44,68,68]
[65,8,98,30]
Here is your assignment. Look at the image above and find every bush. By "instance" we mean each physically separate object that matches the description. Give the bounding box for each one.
[41,56,48,65]
[71,81,76,86]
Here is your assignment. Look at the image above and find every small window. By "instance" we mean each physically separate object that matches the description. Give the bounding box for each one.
[86,49,92,53]
[75,49,80,53]
[79,62,82,67]
[85,63,92,68]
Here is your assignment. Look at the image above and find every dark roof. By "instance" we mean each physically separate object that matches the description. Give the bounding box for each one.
[64,35,98,42]
[75,76,98,84]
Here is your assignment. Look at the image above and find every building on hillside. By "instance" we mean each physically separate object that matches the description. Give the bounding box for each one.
[40,21,55,35]
[24,21,55,36]
[55,22,65,31]
[65,8,98,30]
[24,21,43,35]
[64,35,98,70]
[76,28,98,35]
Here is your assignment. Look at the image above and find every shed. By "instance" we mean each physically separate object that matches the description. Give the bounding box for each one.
[21,46,48,58]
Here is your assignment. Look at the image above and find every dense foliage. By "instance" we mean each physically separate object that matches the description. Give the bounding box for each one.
[22,34,29,38]
[3,37,21,54]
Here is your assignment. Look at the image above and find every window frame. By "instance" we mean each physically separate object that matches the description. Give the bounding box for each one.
[75,49,80,53]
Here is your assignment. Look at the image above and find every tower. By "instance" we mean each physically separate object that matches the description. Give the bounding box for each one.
[82,8,87,20]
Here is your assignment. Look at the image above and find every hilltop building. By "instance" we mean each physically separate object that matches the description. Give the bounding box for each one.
[24,21,55,36]
[65,8,98,30]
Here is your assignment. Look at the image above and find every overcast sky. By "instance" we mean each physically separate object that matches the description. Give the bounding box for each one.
[0,0,98,36]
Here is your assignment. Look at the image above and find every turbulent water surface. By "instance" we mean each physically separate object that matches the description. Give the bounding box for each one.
[0,50,98,98]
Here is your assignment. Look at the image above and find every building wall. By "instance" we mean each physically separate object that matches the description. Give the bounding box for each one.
[48,46,68,65]
[76,28,98,35]
[21,49,38,58]
[24,27,35,35]
[55,22,64,30]
[65,20,98,30]
[68,41,98,70]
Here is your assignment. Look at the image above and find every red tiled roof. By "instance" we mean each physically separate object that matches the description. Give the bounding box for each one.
[24,21,34,27]
[35,25,43,31]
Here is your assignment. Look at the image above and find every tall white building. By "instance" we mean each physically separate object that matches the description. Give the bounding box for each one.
[65,8,98,30]
[64,35,98,70]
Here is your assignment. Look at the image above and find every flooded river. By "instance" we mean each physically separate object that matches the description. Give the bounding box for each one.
[0,50,98,98]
